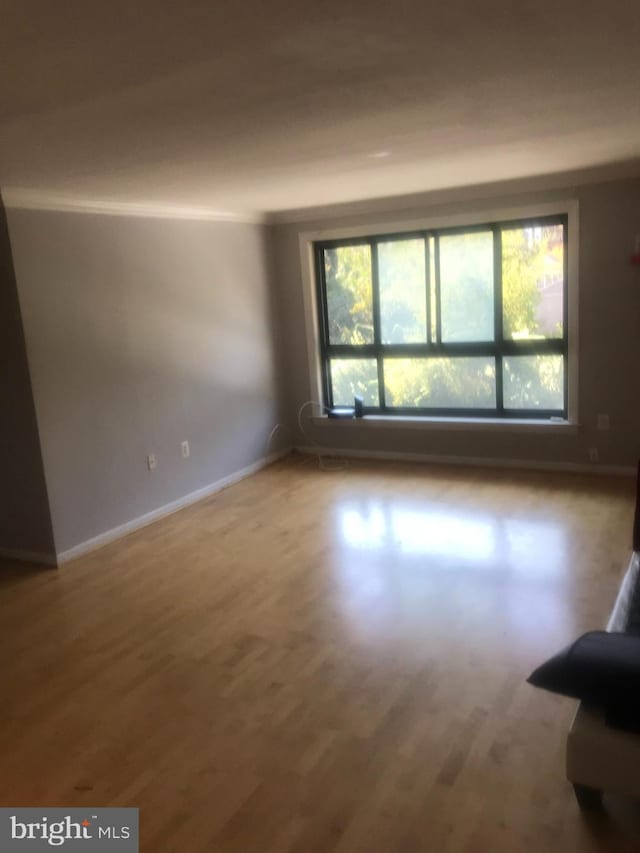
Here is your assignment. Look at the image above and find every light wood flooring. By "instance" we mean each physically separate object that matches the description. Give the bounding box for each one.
[1,455,639,851]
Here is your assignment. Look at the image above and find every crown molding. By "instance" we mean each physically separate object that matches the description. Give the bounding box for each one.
[265,159,640,225]
[0,188,267,225]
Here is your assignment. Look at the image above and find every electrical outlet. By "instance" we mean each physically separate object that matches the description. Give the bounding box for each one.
[147,453,157,471]
[596,413,610,431]
[181,440,190,459]
[588,447,599,464]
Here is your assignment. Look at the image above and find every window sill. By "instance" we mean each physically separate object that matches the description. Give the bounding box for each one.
[311,415,578,434]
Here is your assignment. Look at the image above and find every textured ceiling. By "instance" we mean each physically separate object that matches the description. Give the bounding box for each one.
[2,1,640,217]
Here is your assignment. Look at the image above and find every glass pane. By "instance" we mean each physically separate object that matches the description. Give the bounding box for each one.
[384,357,495,409]
[330,359,379,407]
[439,231,494,342]
[324,245,373,344]
[379,238,426,343]
[503,355,564,410]
[502,224,564,339]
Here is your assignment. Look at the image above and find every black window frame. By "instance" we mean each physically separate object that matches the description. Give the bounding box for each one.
[314,214,569,420]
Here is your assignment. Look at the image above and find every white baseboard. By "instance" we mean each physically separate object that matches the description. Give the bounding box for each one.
[0,547,57,566]
[296,445,635,476]
[57,449,290,565]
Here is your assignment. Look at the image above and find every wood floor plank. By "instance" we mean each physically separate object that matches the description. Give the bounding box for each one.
[1,456,639,851]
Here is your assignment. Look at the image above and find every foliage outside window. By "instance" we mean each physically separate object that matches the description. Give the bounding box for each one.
[315,216,568,418]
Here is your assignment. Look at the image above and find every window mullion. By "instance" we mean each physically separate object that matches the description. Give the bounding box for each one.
[424,233,431,346]
[493,226,504,414]
[316,247,333,407]
[370,240,386,410]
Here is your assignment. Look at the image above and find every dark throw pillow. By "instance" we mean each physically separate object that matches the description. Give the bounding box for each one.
[527,630,640,732]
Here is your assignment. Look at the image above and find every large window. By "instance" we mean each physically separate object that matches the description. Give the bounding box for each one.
[314,215,568,419]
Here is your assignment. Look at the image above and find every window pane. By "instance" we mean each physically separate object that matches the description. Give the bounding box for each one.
[379,238,426,343]
[439,231,494,342]
[330,359,379,407]
[384,358,496,408]
[502,224,564,339]
[324,245,373,344]
[503,355,564,410]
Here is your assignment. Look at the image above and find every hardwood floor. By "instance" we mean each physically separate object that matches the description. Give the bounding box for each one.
[1,455,639,851]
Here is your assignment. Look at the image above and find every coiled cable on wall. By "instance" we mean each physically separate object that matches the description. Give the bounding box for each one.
[266,402,347,472]
[297,400,347,471]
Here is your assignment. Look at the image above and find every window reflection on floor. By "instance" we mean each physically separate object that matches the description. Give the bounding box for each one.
[334,500,573,650]
[338,502,566,575]
[333,500,572,649]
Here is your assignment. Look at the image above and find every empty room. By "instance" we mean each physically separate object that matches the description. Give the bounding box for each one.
[2,1,640,851]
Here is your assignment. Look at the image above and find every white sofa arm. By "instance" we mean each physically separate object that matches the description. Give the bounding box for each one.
[567,550,640,806]
[607,552,640,632]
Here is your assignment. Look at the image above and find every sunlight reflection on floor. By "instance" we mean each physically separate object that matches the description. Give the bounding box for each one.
[333,500,572,648]
[338,501,567,572]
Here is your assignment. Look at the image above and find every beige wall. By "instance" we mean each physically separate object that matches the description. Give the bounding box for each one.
[0,199,55,559]
[271,176,640,469]
[7,209,285,555]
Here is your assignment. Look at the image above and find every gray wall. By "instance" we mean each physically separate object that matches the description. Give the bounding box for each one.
[7,209,285,555]
[0,199,55,558]
[271,176,640,468]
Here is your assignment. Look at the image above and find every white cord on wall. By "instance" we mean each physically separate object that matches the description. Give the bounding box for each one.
[266,401,347,472]
[297,400,347,471]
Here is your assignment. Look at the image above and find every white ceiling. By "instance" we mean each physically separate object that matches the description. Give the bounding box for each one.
[2,1,640,218]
